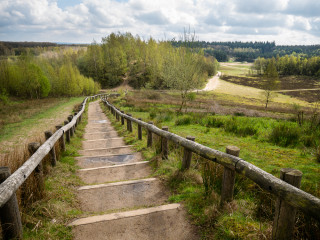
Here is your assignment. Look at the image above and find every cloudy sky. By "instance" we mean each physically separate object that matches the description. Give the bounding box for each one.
[1,0,320,45]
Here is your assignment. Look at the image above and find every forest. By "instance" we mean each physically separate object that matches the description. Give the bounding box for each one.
[171,40,320,62]
[253,55,320,76]
[0,48,100,100]
[78,33,219,89]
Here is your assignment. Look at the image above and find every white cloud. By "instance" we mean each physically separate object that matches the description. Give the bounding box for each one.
[0,0,319,44]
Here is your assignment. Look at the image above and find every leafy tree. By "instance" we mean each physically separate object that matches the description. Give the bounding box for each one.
[262,59,279,109]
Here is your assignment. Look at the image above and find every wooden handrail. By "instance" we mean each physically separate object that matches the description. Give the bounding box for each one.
[0,93,109,208]
[102,98,320,222]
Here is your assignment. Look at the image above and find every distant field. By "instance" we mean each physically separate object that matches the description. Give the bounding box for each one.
[219,62,320,103]
[219,62,252,76]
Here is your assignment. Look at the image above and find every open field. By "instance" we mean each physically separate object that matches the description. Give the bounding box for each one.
[0,97,83,153]
[219,62,320,103]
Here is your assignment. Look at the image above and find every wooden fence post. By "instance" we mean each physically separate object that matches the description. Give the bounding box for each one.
[116,109,119,121]
[161,126,169,159]
[0,167,23,240]
[28,142,44,198]
[55,125,66,152]
[64,120,70,143]
[121,111,125,125]
[181,136,195,170]
[147,122,154,147]
[220,146,240,207]
[74,112,78,128]
[44,131,57,167]
[272,168,303,240]
[138,118,142,140]
[127,114,132,132]
[68,115,74,137]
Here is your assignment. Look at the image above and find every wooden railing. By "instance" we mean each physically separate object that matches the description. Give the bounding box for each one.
[0,94,110,239]
[102,97,320,240]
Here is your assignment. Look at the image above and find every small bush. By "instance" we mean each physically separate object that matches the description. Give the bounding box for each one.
[269,122,301,147]
[175,115,193,125]
[146,92,161,100]
[157,112,173,122]
[149,109,157,119]
[205,116,224,128]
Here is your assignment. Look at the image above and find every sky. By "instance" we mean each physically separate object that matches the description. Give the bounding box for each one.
[0,0,320,45]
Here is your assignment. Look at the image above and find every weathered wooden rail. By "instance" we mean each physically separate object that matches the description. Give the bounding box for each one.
[0,94,110,239]
[102,97,320,240]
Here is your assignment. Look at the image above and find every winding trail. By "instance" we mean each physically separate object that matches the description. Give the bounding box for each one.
[199,71,221,91]
[68,100,199,240]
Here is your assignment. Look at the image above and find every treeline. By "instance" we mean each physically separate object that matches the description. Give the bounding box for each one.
[171,41,320,62]
[78,33,218,89]
[253,55,320,77]
[172,41,276,62]
[0,49,100,99]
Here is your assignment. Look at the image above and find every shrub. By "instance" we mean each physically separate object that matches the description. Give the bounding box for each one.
[269,122,301,147]
[175,115,193,125]
[149,109,157,119]
[205,116,224,128]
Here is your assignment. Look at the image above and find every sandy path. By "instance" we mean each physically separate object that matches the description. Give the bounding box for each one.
[198,71,221,91]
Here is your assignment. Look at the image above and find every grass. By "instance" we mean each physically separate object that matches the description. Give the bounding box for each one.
[219,62,252,76]
[104,93,320,239]
[21,102,88,239]
[0,97,83,144]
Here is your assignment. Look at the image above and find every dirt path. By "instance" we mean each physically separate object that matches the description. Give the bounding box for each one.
[69,101,199,239]
[198,71,221,91]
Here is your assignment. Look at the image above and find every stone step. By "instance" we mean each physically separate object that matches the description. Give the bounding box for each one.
[69,204,199,240]
[83,131,119,140]
[78,161,151,184]
[77,178,168,213]
[76,153,142,168]
[86,123,112,128]
[82,138,125,149]
[78,146,133,157]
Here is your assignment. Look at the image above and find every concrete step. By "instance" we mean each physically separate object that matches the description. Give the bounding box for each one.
[78,161,151,184]
[76,152,142,168]
[82,138,125,149]
[78,146,133,157]
[84,126,115,132]
[77,178,168,213]
[69,204,199,240]
[83,131,119,140]
[86,123,112,128]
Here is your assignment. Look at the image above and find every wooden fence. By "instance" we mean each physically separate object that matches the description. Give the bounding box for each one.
[102,97,320,240]
[0,94,109,239]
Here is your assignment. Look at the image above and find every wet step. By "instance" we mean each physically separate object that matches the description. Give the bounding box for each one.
[82,138,125,149]
[78,146,134,157]
[76,152,142,168]
[78,161,151,184]
[83,131,119,140]
[69,204,199,240]
[77,178,169,213]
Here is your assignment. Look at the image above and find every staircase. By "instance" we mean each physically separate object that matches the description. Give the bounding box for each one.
[69,101,199,240]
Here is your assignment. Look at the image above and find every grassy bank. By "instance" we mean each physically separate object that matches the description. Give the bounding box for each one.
[0,97,83,146]
[21,103,88,239]
[103,93,320,239]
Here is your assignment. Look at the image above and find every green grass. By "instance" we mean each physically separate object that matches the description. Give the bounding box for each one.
[0,97,83,142]
[103,95,320,239]
[219,63,252,76]
[22,102,88,240]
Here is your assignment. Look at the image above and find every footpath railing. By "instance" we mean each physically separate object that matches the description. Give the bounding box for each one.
[0,94,111,239]
[101,97,320,240]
